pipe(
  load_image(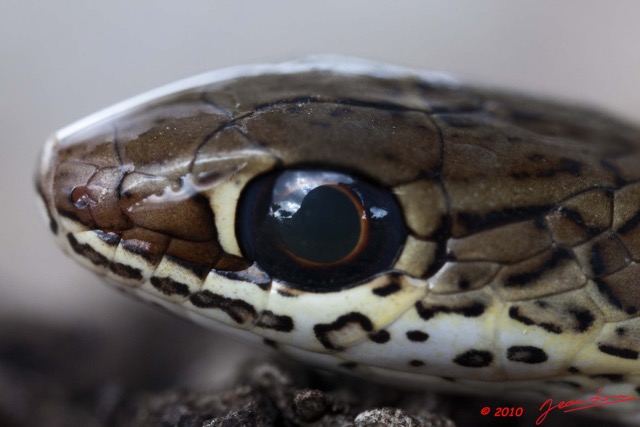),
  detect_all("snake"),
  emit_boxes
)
[35,57,640,421]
